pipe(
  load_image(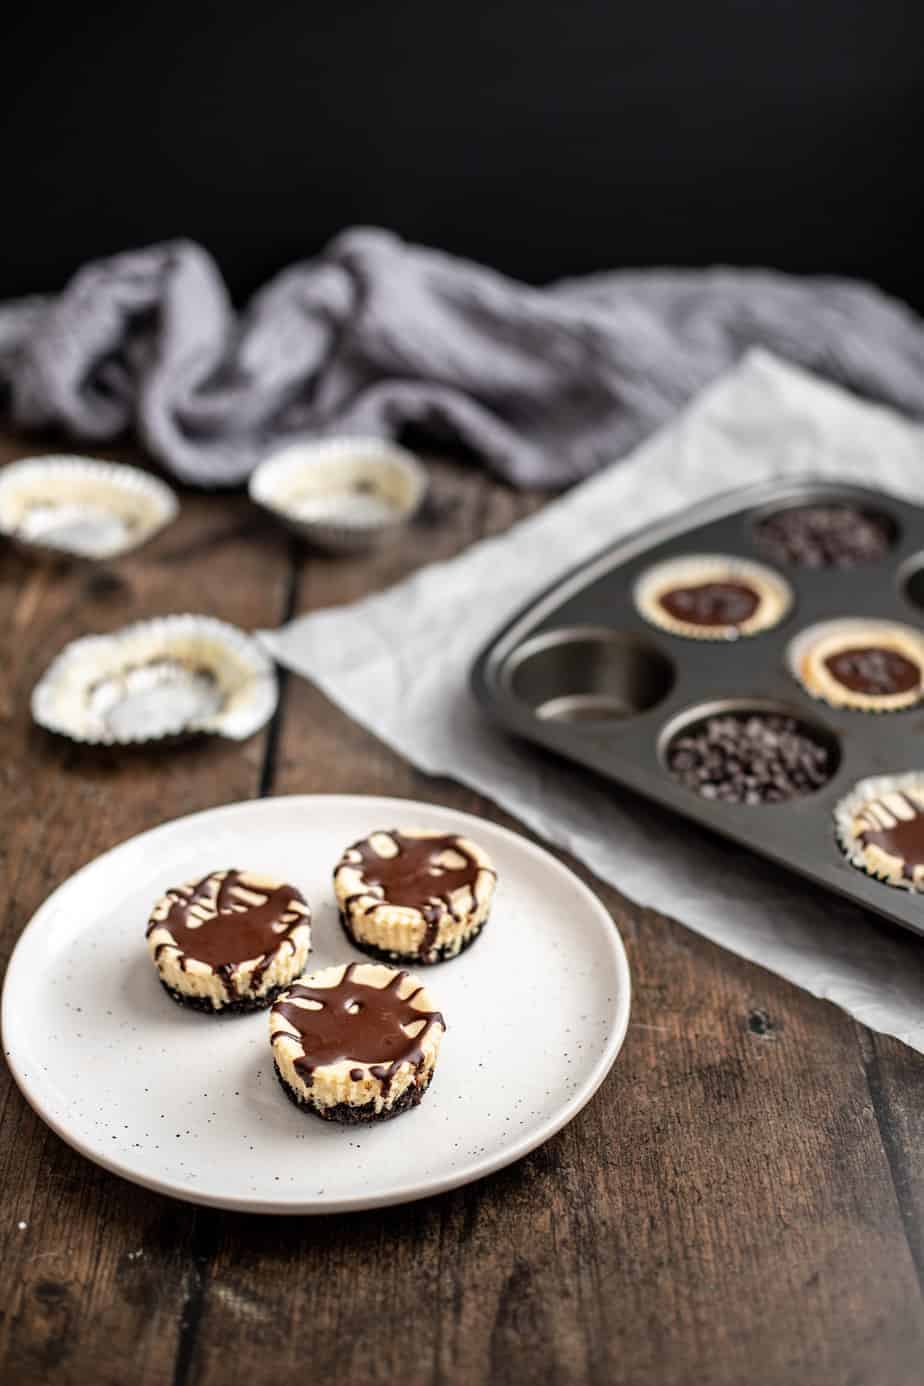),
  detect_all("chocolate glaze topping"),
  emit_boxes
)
[148,871,307,997]
[272,964,444,1094]
[857,794,924,880]
[337,831,493,958]
[824,646,920,697]
[659,581,759,627]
